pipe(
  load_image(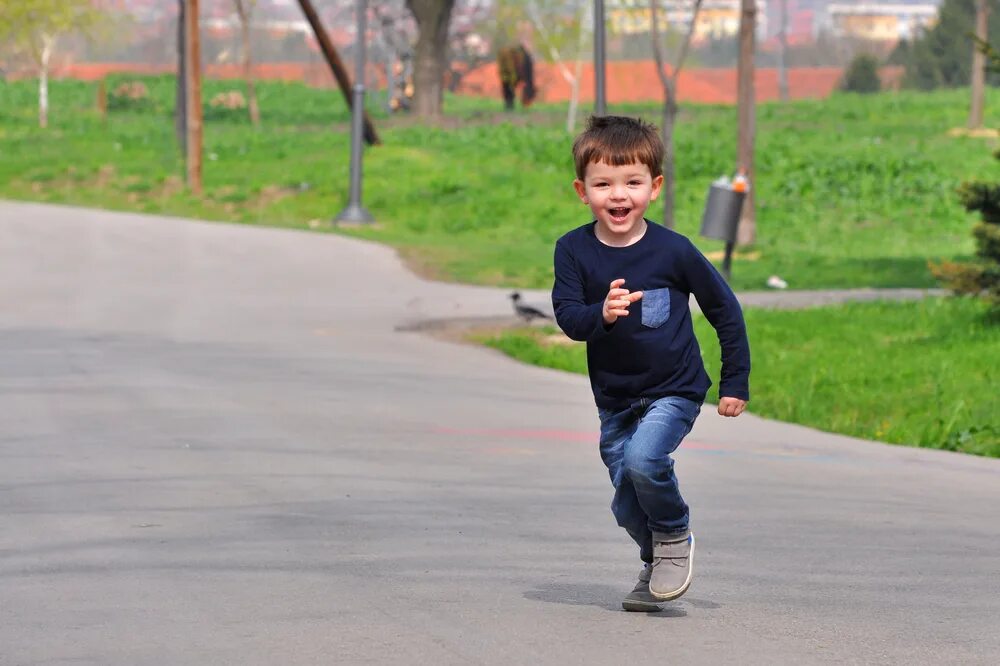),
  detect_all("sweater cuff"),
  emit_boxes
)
[719,384,750,402]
